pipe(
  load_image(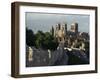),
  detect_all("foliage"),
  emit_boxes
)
[26,28,35,46]
[43,32,58,50]
[35,31,45,48]
[26,28,59,50]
